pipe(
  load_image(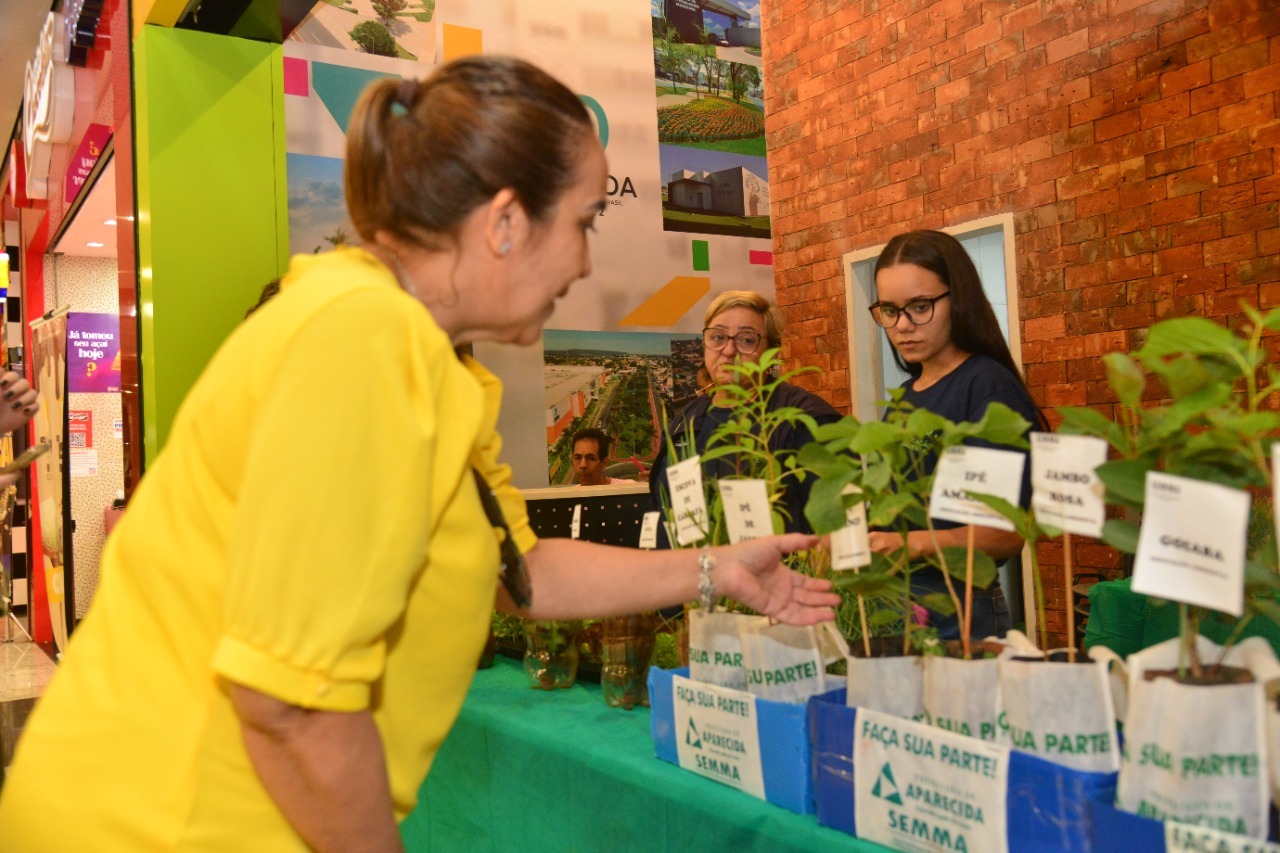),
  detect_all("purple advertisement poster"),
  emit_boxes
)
[67,313,121,393]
